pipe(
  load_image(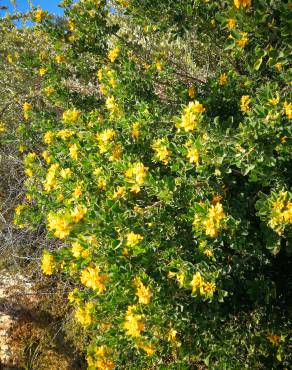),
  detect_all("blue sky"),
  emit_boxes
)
[1,0,63,15]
